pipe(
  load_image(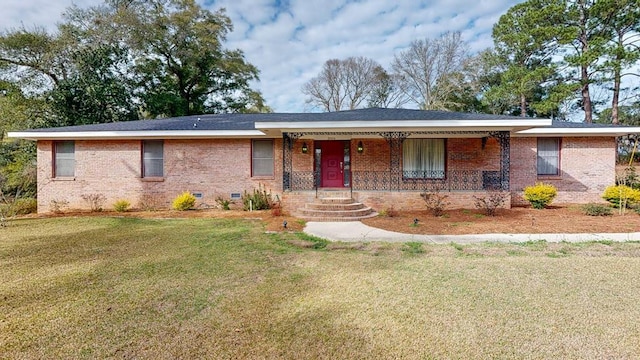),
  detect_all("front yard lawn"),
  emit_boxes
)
[2,217,640,359]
